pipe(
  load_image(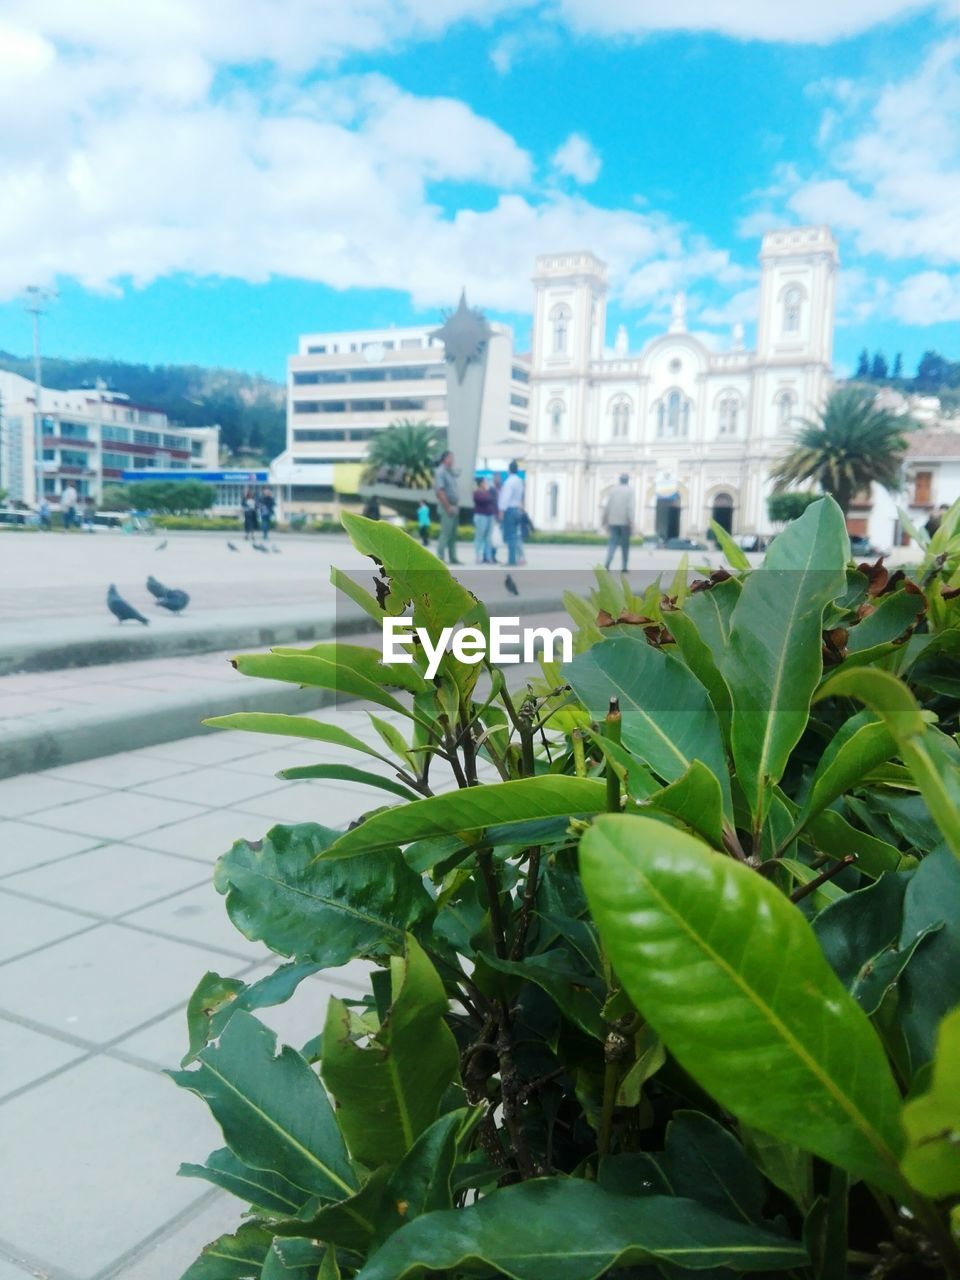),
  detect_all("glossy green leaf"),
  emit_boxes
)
[804,809,907,879]
[179,1147,309,1216]
[355,1180,808,1279]
[580,815,905,1191]
[203,712,392,764]
[478,950,604,1040]
[683,576,741,651]
[709,520,751,571]
[666,1110,766,1224]
[330,563,383,621]
[582,731,660,799]
[319,778,608,860]
[371,1108,470,1244]
[846,588,926,653]
[724,497,848,825]
[564,638,731,816]
[320,937,459,1168]
[813,873,940,1015]
[901,1007,960,1197]
[816,667,960,859]
[214,823,434,961]
[897,851,960,1069]
[181,1224,273,1279]
[170,1010,357,1203]
[231,651,411,719]
[794,709,897,835]
[271,642,427,694]
[184,962,329,1064]
[262,1238,327,1279]
[642,759,725,849]
[664,606,732,730]
[779,856,846,907]
[739,1126,813,1214]
[277,763,420,802]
